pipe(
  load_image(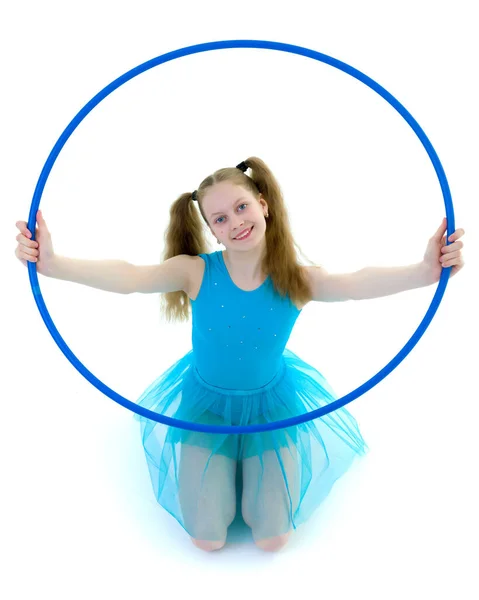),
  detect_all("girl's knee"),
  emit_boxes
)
[191,538,226,552]
[254,532,291,552]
